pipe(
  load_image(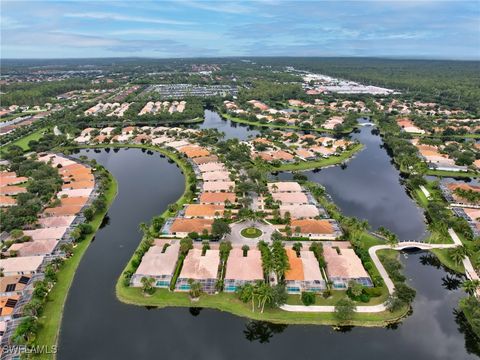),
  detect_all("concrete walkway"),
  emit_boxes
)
[281,228,475,313]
